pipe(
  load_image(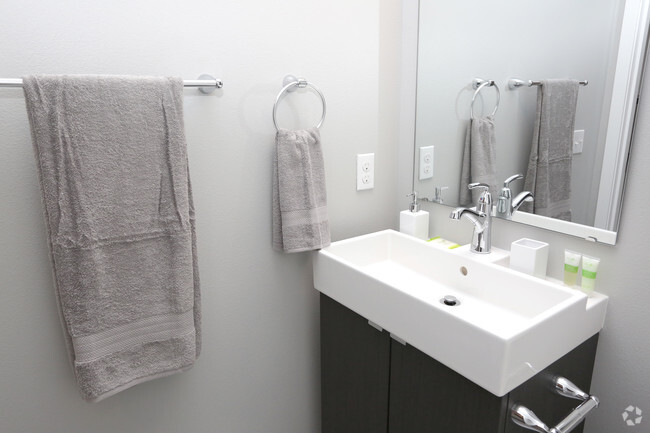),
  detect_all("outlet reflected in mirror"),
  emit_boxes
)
[412,0,650,244]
